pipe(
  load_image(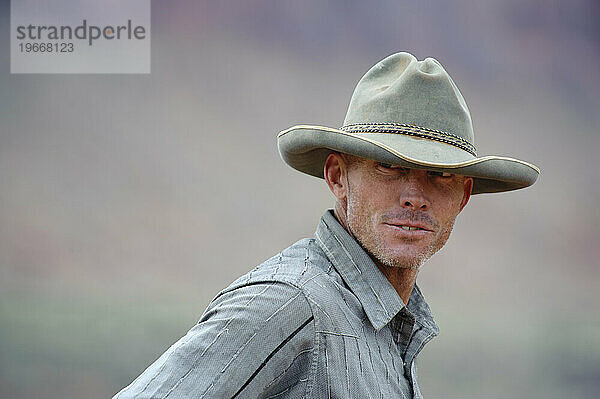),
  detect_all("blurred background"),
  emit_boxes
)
[1,1,599,398]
